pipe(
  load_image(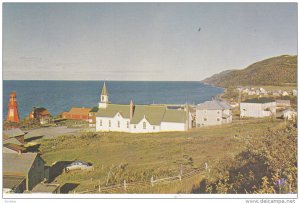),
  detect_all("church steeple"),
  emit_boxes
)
[99,82,109,108]
[101,82,108,96]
